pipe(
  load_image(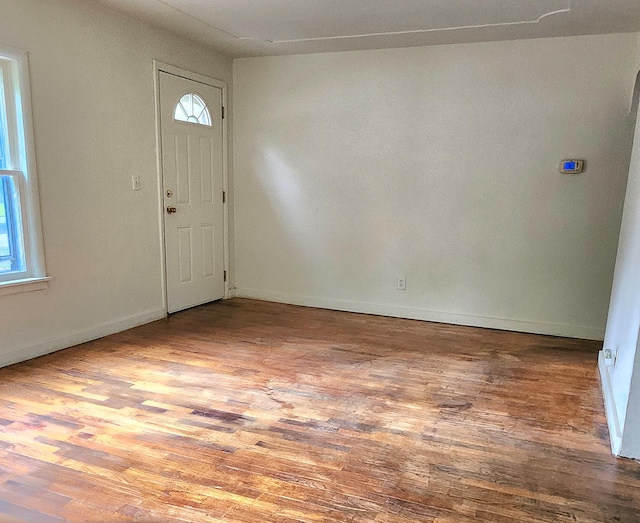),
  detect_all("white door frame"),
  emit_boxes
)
[153,61,230,313]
